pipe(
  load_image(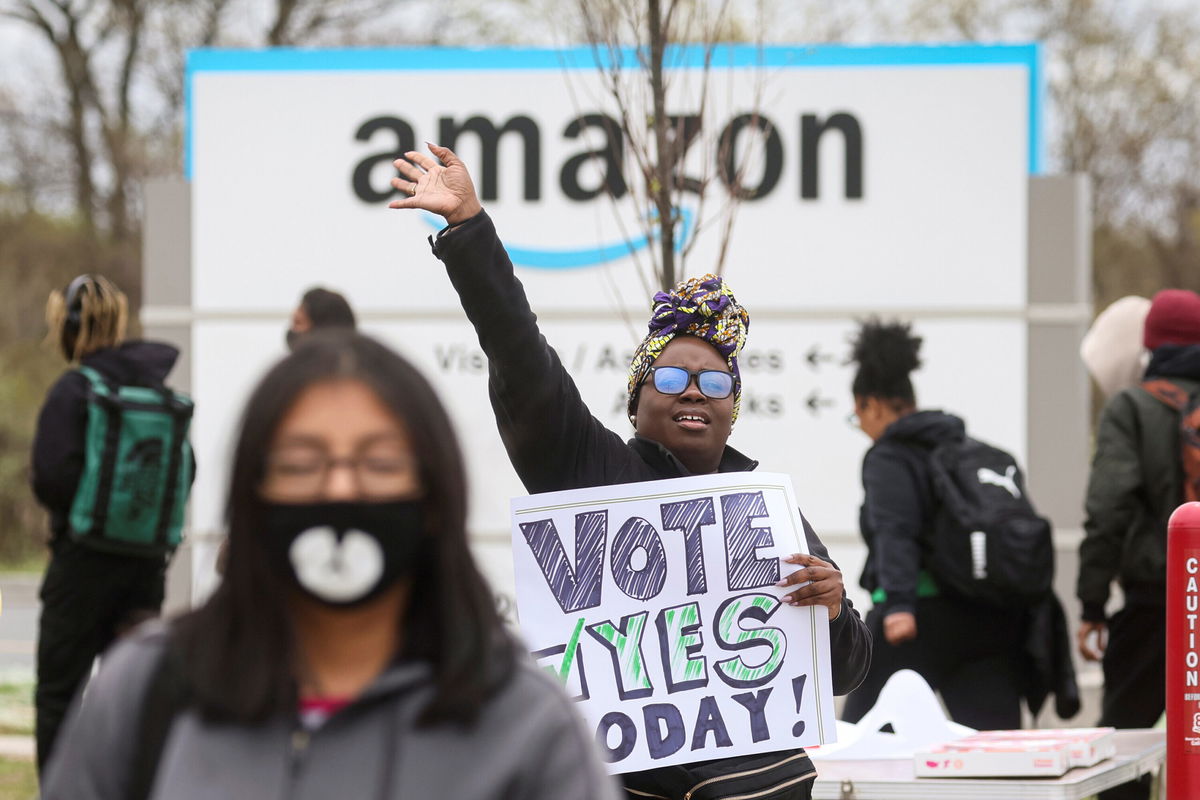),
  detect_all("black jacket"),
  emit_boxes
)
[1078,343,1200,621]
[431,213,870,798]
[31,341,186,542]
[430,211,870,698]
[857,410,965,616]
[859,410,1080,719]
